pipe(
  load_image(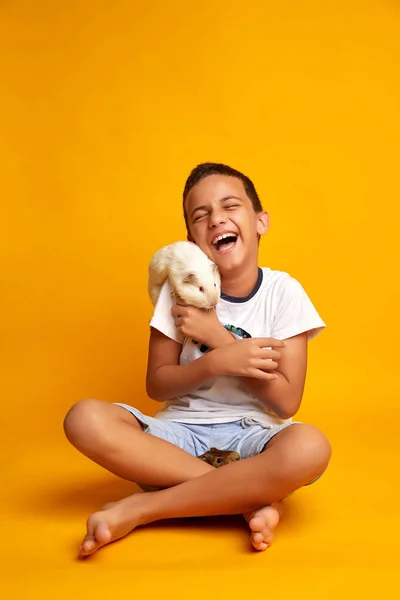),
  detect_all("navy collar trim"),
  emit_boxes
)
[220,268,263,303]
